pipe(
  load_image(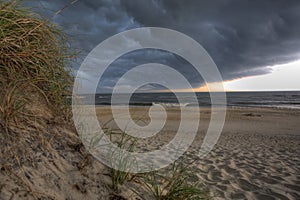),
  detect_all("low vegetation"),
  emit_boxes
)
[105,129,210,199]
[0,0,73,131]
[140,162,210,200]
[107,130,137,192]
